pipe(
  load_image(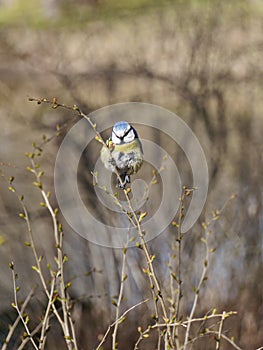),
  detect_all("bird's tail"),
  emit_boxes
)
[116,174,130,189]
